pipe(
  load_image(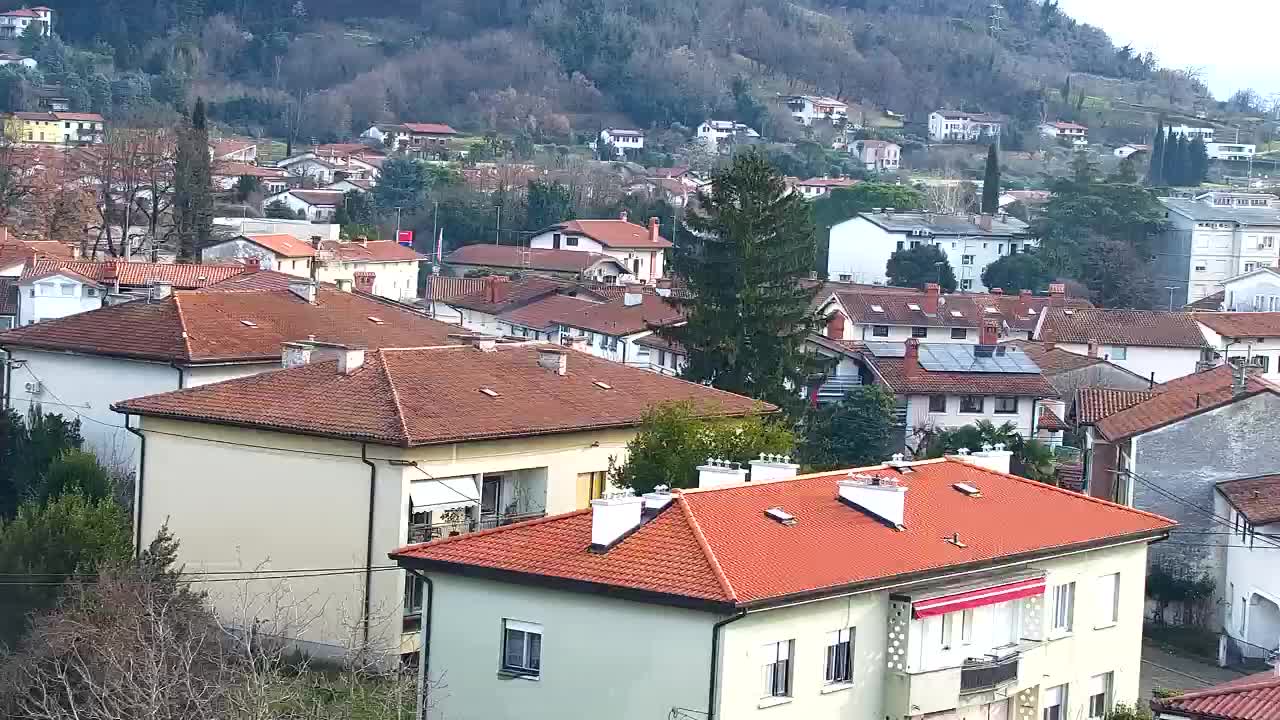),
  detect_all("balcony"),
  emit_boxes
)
[408,510,546,543]
[960,653,1020,694]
